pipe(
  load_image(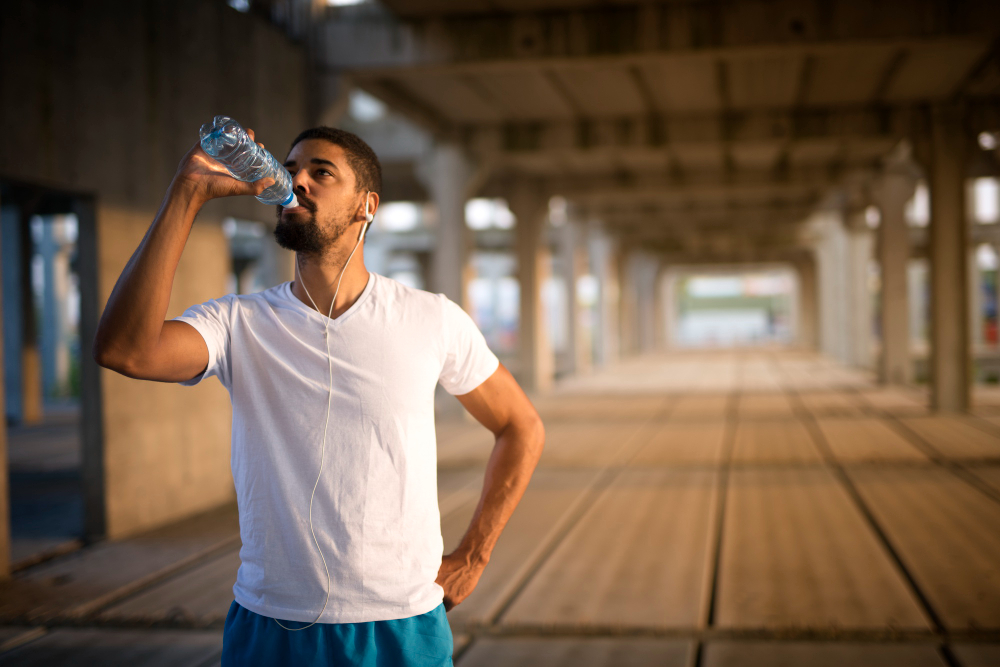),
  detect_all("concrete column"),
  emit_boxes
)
[2,206,23,424]
[418,144,472,307]
[970,246,983,351]
[796,257,819,351]
[19,207,42,424]
[619,251,639,357]
[589,227,620,367]
[927,105,971,412]
[557,219,585,377]
[876,172,915,384]
[509,181,553,392]
[572,230,593,375]
[634,253,660,354]
[813,210,851,364]
[0,195,10,579]
[846,218,874,368]
[662,270,679,350]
